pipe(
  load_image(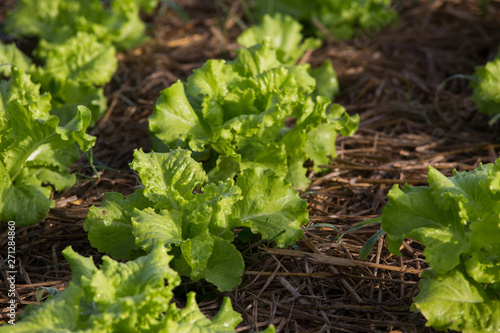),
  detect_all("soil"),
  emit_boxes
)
[1,0,500,332]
